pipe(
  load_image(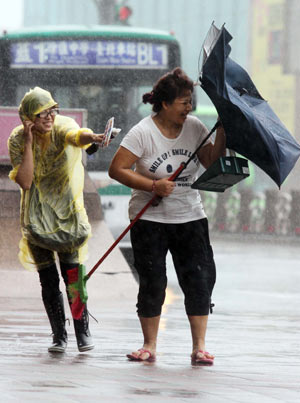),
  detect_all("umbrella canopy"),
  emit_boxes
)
[199,23,300,187]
